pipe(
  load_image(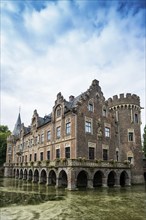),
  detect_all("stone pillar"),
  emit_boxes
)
[125,177,131,186]
[67,168,76,190]
[38,174,41,184]
[55,177,59,188]
[46,174,49,185]
[87,179,93,189]
[115,177,120,187]
[102,177,107,187]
